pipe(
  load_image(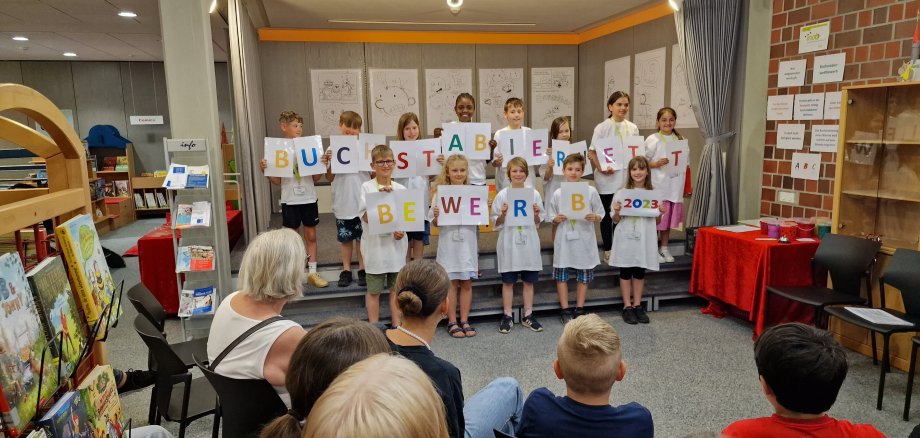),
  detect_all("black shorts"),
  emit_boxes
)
[335,217,363,243]
[618,267,646,280]
[281,202,319,229]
